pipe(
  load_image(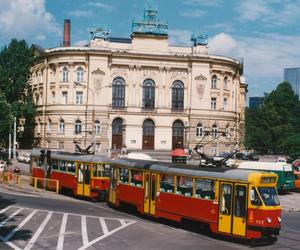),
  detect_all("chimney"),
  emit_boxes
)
[63,19,71,47]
